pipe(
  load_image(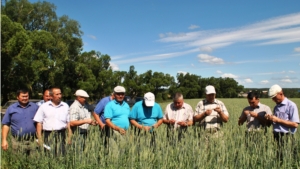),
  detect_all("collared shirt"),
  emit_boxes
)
[239,102,272,131]
[273,97,299,134]
[164,102,194,129]
[194,99,229,129]
[104,100,130,130]
[69,100,91,130]
[33,101,70,131]
[94,96,112,124]
[36,100,45,107]
[2,102,39,137]
[129,101,163,127]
